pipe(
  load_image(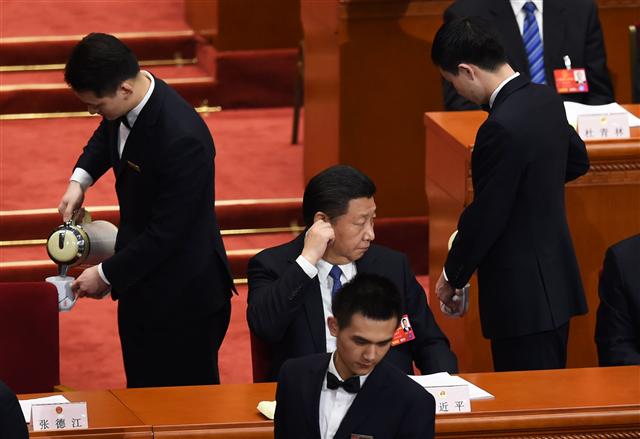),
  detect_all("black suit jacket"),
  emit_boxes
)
[595,234,640,366]
[247,234,457,381]
[274,353,435,439]
[443,0,614,110]
[445,74,589,340]
[0,380,28,439]
[75,77,234,326]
